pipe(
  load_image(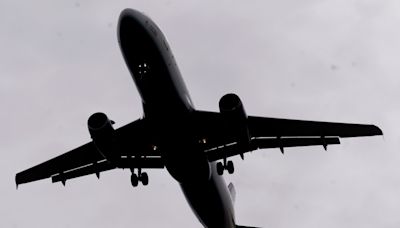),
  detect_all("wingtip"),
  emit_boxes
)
[15,174,20,189]
[373,125,383,136]
[15,172,27,189]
